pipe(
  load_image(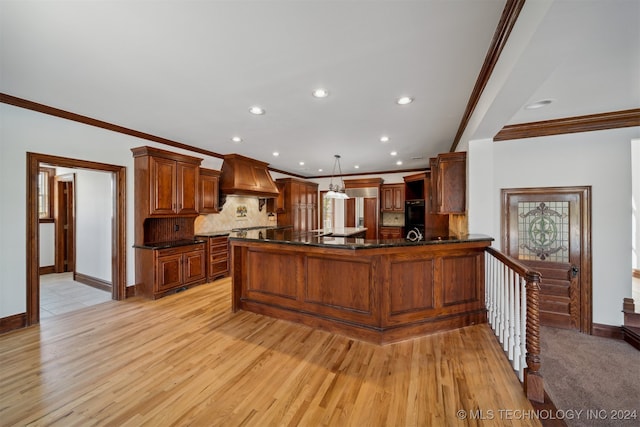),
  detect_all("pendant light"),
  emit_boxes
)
[325,155,349,199]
